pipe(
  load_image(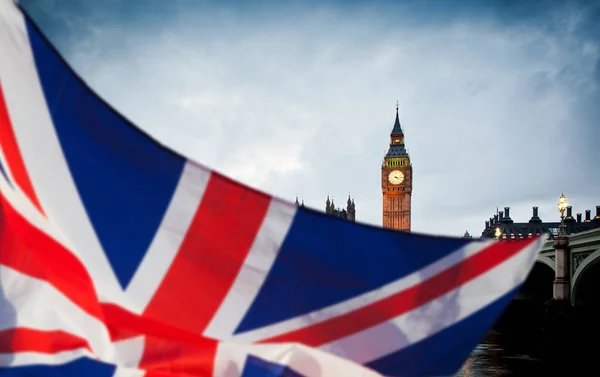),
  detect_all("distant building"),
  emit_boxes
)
[481,205,600,239]
[295,195,356,222]
[463,230,473,239]
[325,195,356,222]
